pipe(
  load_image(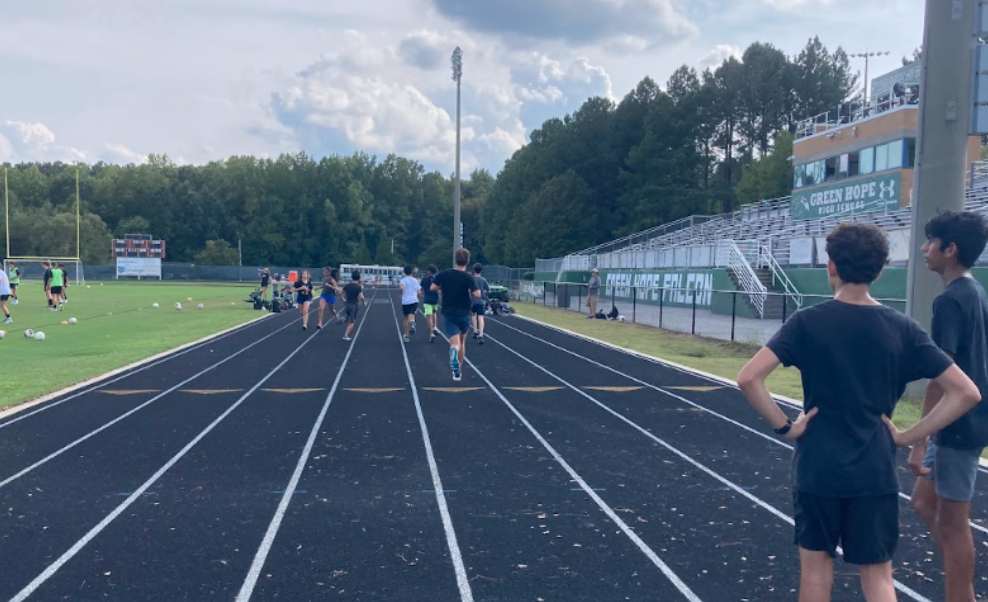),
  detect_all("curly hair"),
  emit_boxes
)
[825,223,889,284]
[925,211,988,268]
